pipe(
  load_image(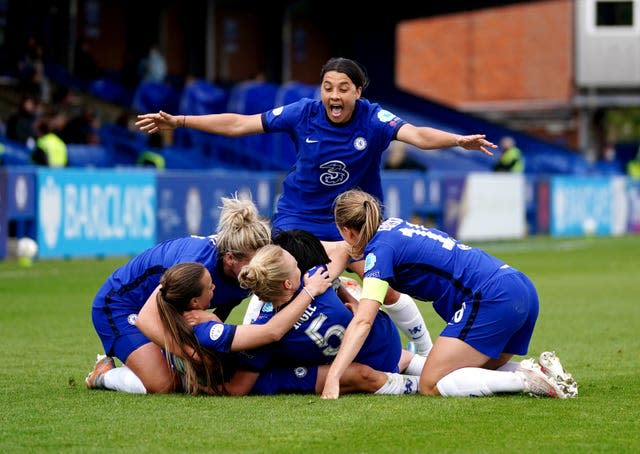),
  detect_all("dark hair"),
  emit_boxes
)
[320,57,369,91]
[272,229,330,274]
